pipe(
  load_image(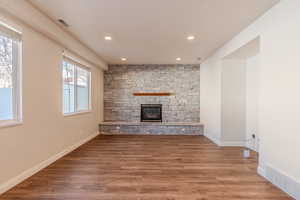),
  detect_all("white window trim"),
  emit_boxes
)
[0,23,22,128]
[62,56,92,117]
[0,21,22,42]
[0,120,23,128]
[63,110,92,117]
